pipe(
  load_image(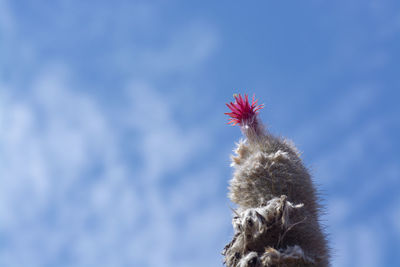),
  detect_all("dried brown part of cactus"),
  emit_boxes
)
[223,196,319,267]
